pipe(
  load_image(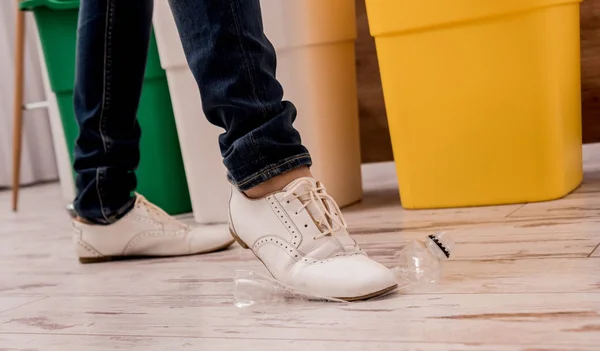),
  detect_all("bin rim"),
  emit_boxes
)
[365,0,583,37]
[19,0,79,11]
